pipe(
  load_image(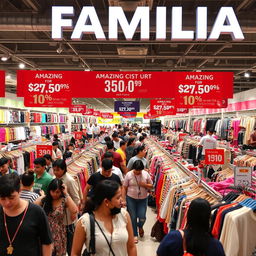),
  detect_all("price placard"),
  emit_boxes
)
[150,99,176,115]
[115,101,140,112]
[69,105,87,113]
[74,132,83,140]
[18,71,72,107]
[36,145,52,158]
[93,111,101,117]
[144,112,159,119]
[83,109,94,115]
[205,149,225,165]
[101,113,113,119]
[234,167,252,187]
